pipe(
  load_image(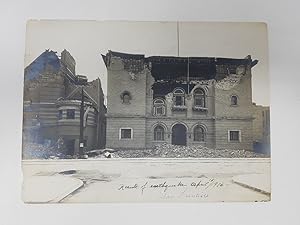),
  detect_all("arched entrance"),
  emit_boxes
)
[172,123,187,146]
